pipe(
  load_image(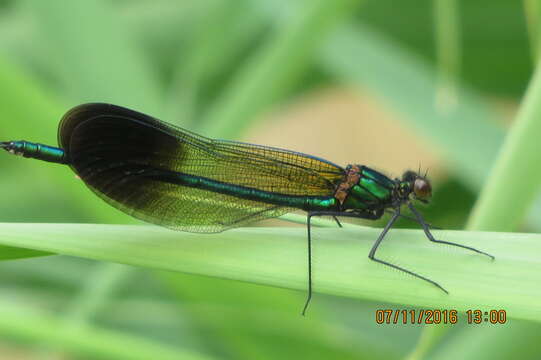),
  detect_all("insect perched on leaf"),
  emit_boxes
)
[1,103,494,314]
